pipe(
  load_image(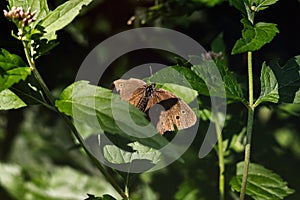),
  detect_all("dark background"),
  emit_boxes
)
[0,0,300,199]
